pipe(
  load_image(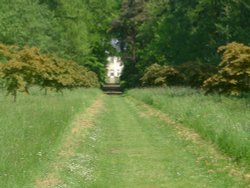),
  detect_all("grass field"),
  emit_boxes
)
[33,95,249,187]
[0,88,102,187]
[127,87,250,165]
[1,88,250,187]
